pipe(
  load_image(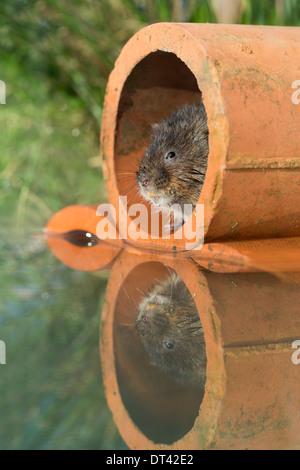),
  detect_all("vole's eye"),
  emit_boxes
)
[165,151,176,160]
[164,341,174,349]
